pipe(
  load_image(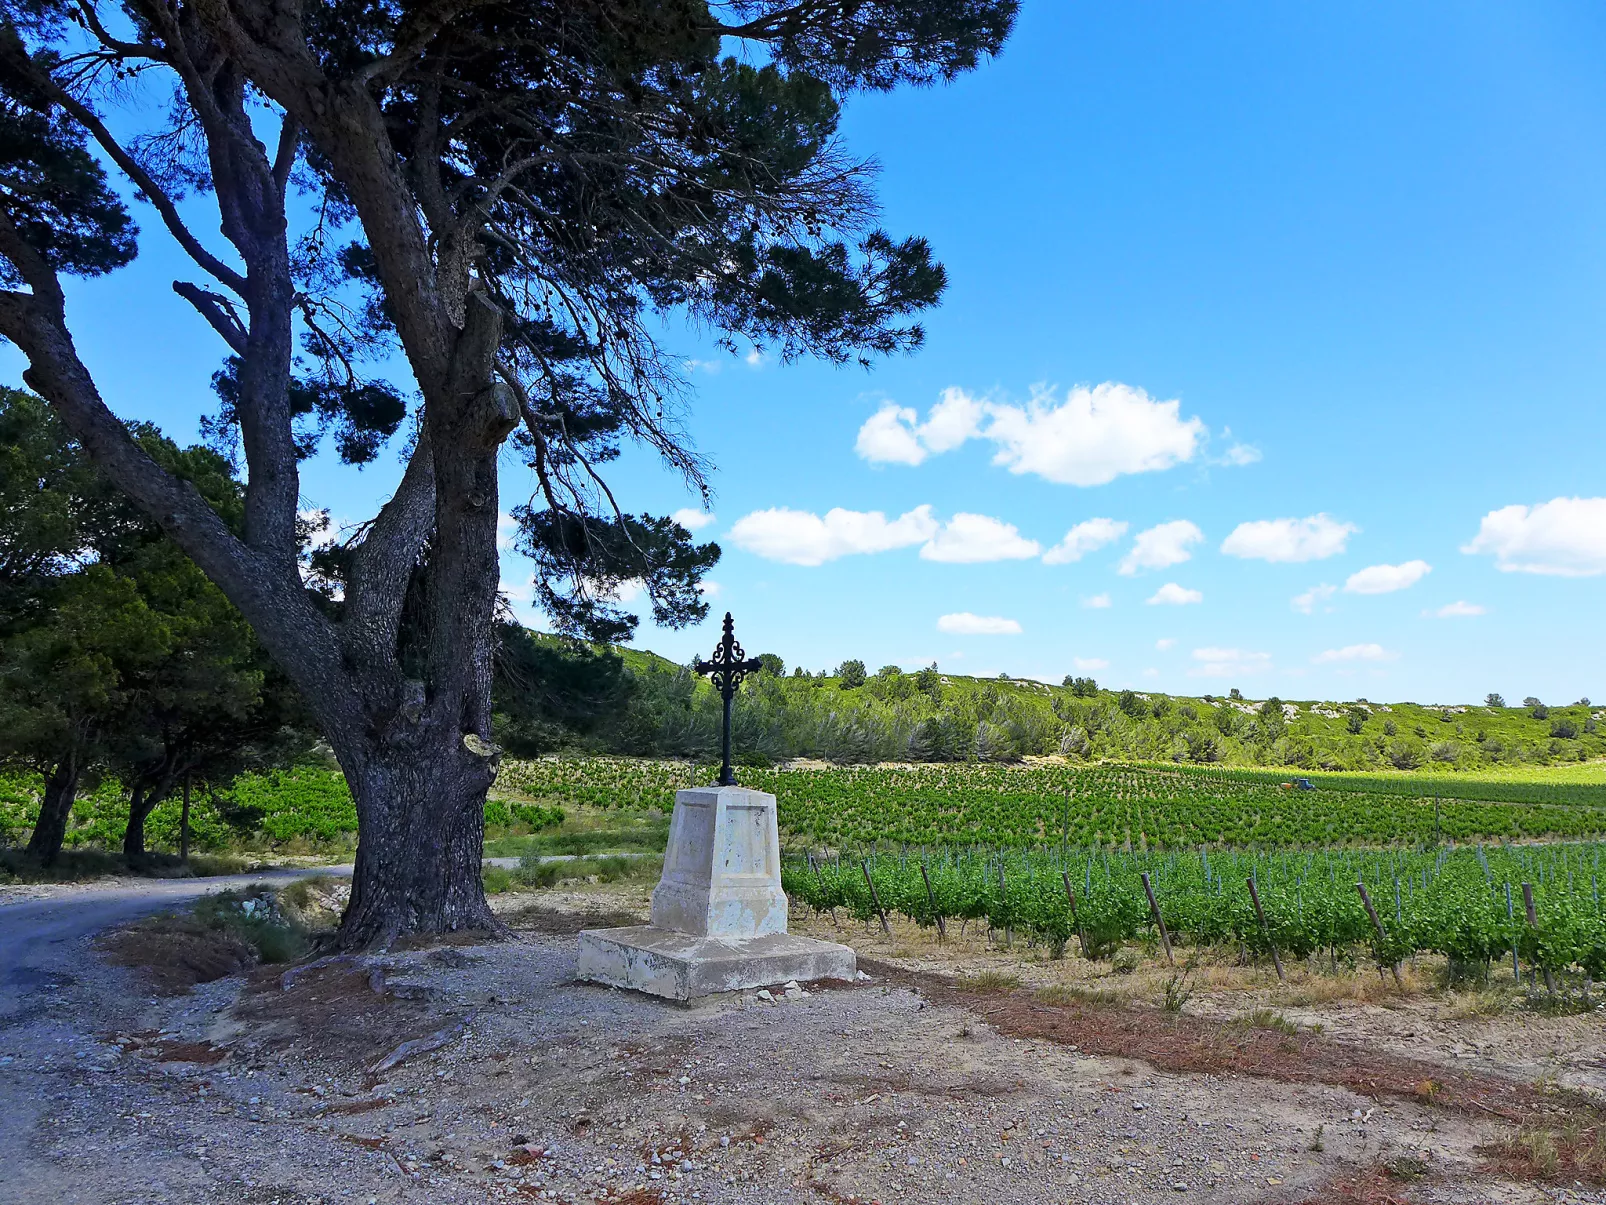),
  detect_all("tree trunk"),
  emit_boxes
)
[25,759,79,865]
[335,734,499,947]
[122,786,159,863]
